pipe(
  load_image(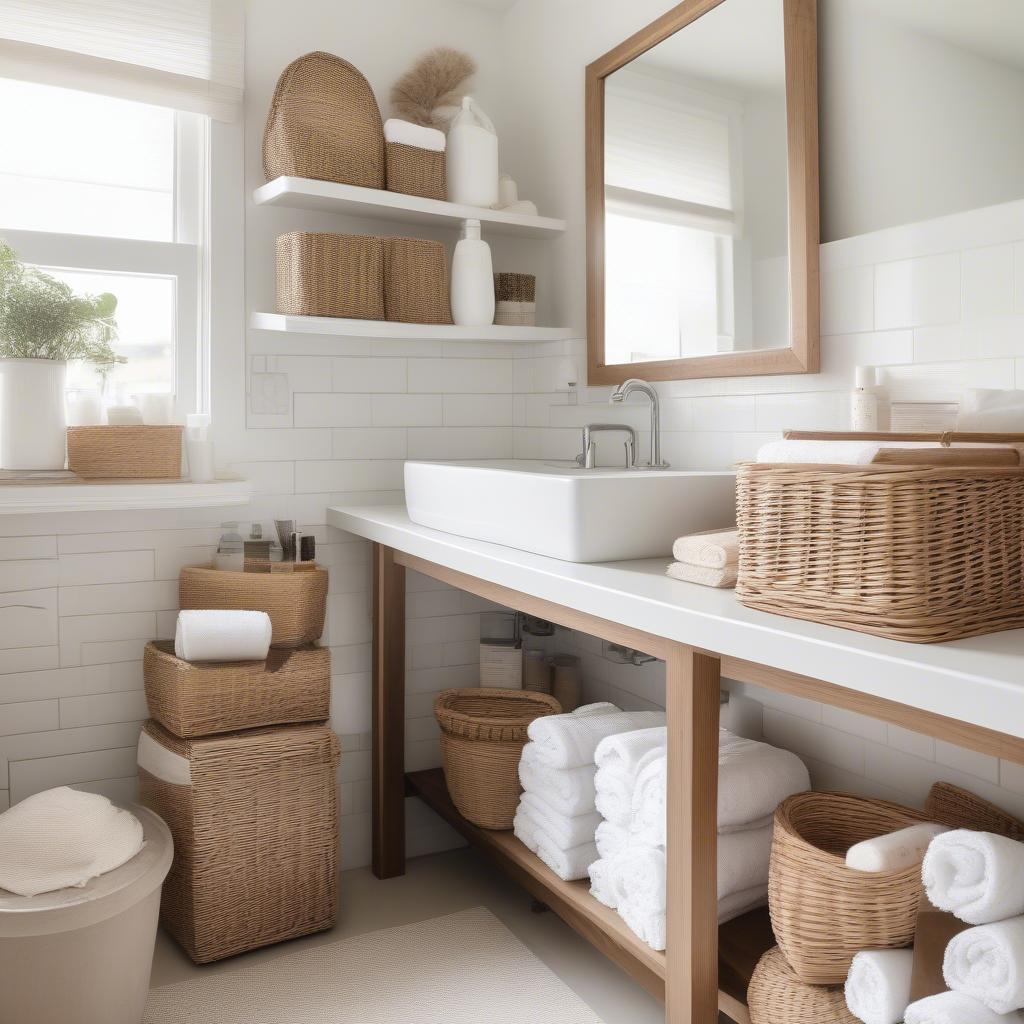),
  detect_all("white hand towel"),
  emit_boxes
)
[174,609,272,663]
[904,991,1024,1024]
[518,792,601,851]
[665,562,737,588]
[527,708,665,770]
[383,117,446,151]
[518,743,597,816]
[718,729,809,831]
[595,726,667,776]
[944,917,1024,1015]
[615,845,666,916]
[846,823,951,872]
[588,855,621,909]
[844,948,915,1024]
[595,820,629,860]
[923,830,1024,925]
[717,883,769,924]
[718,824,773,900]
[671,529,739,569]
[619,896,667,952]
[757,439,884,465]
[0,787,143,897]
[513,808,597,882]
[595,763,638,828]
[629,748,668,847]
